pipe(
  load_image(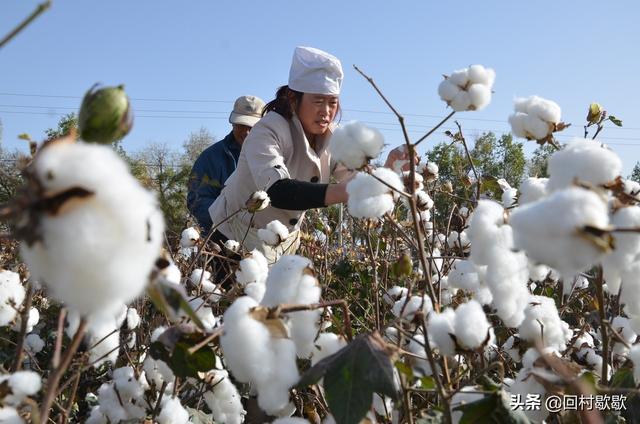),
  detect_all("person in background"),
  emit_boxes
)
[187,95,266,233]
[208,46,409,261]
